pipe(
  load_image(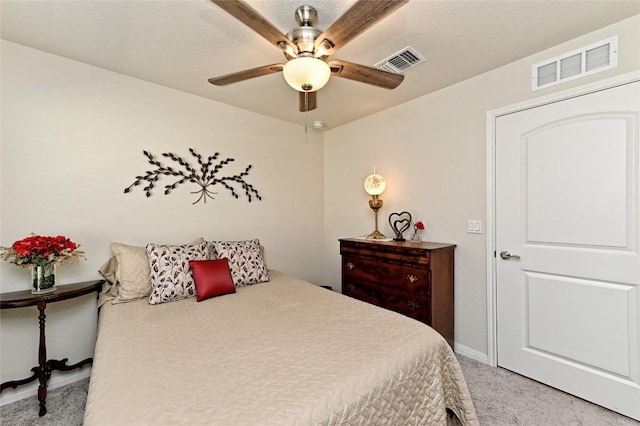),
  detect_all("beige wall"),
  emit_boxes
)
[322,15,640,358]
[0,40,324,403]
